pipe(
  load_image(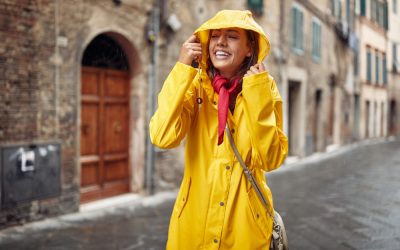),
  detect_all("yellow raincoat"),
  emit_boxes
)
[150,10,288,249]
